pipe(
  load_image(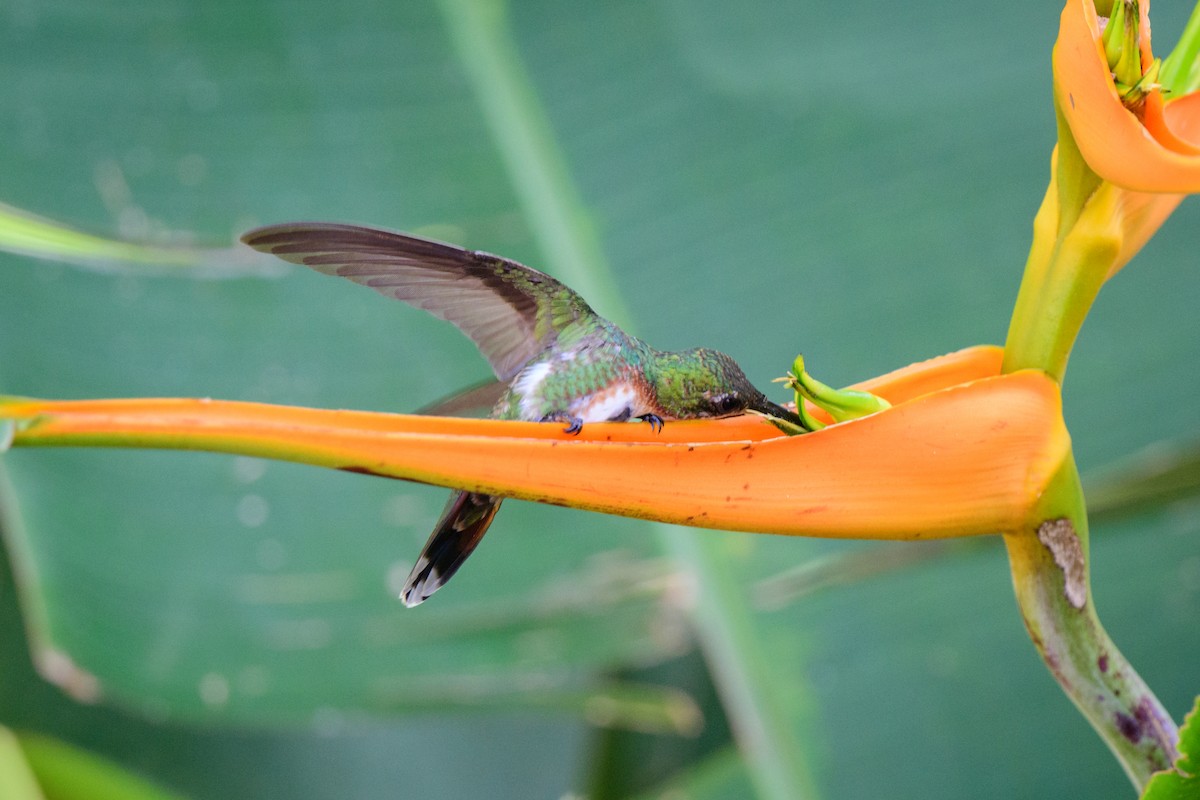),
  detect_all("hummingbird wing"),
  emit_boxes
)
[414,378,508,417]
[242,222,596,382]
